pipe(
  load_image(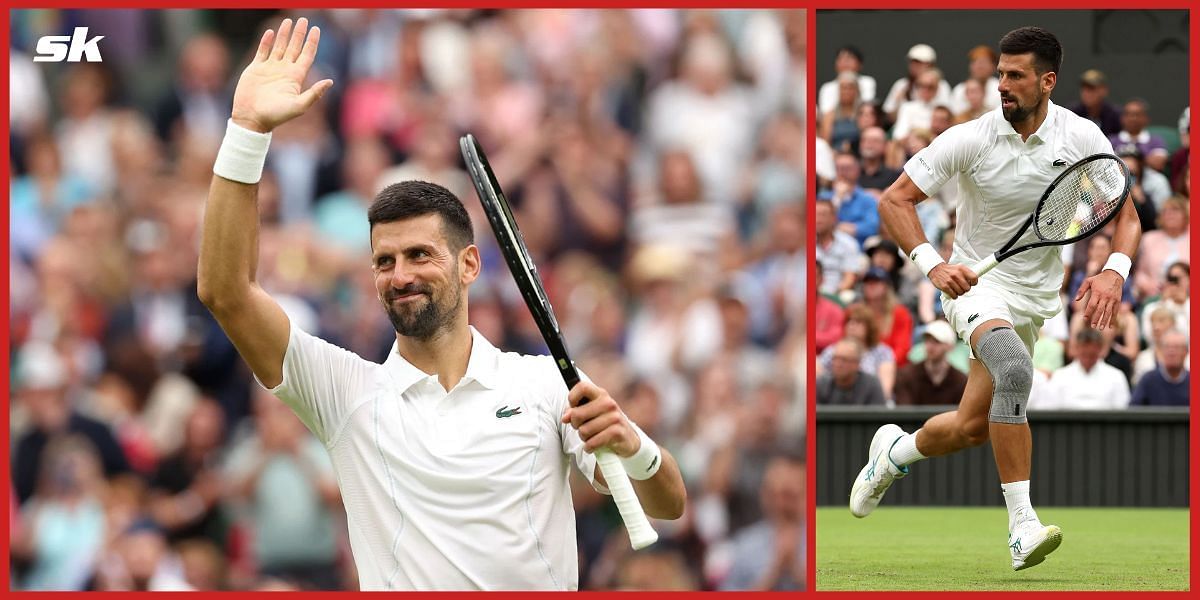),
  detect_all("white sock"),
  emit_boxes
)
[1001,480,1038,530]
[888,430,926,468]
